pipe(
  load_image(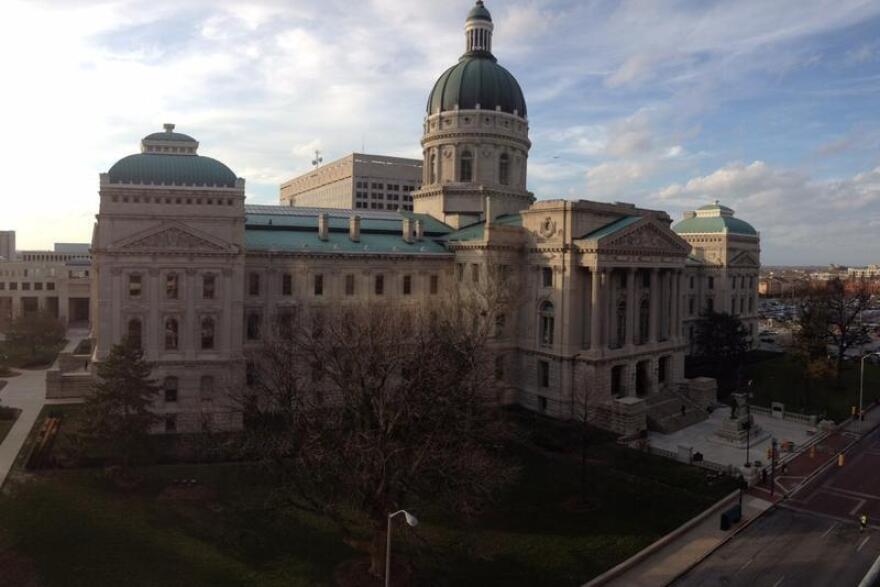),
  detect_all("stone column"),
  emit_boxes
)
[590,268,602,350]
[110,268,122,346]
[222,268,234,355]
[148,268,160,362]
[185,268,197,360]
[649,269,659,343]
[672,270,681,341]
[625,268,636,346]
